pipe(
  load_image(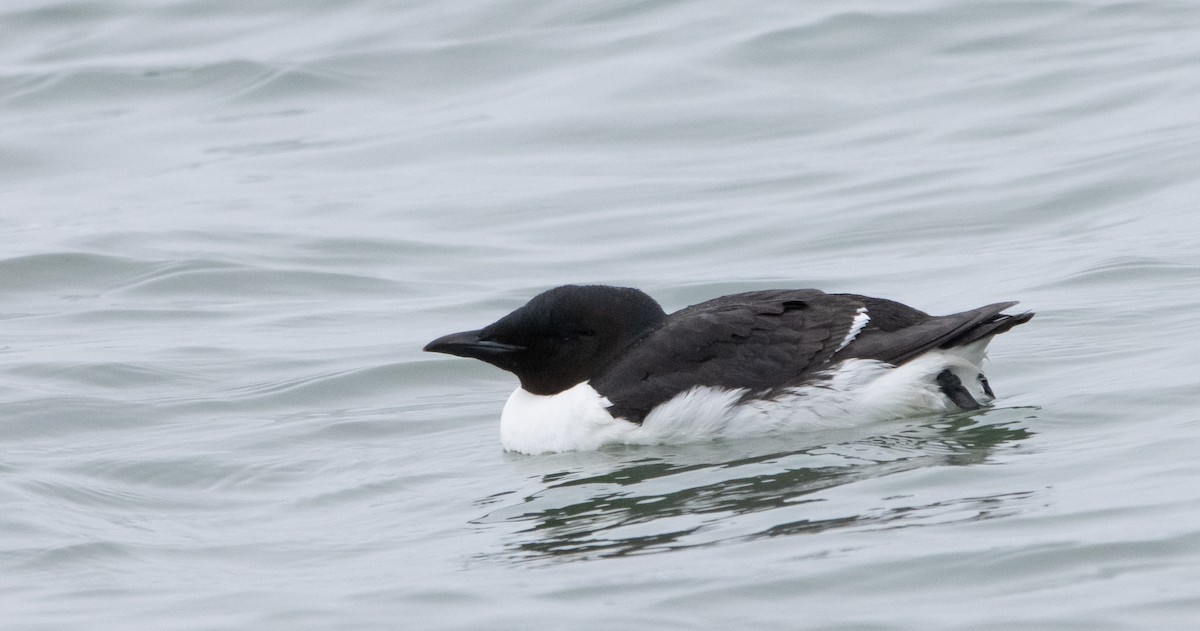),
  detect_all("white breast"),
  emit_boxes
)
[500,383,632,454]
